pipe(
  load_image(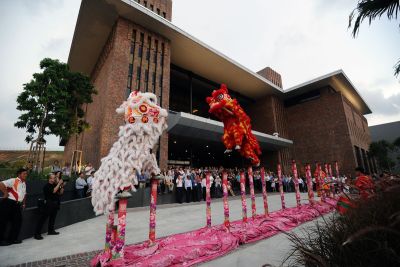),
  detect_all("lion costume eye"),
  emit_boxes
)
[217,94,224,101]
